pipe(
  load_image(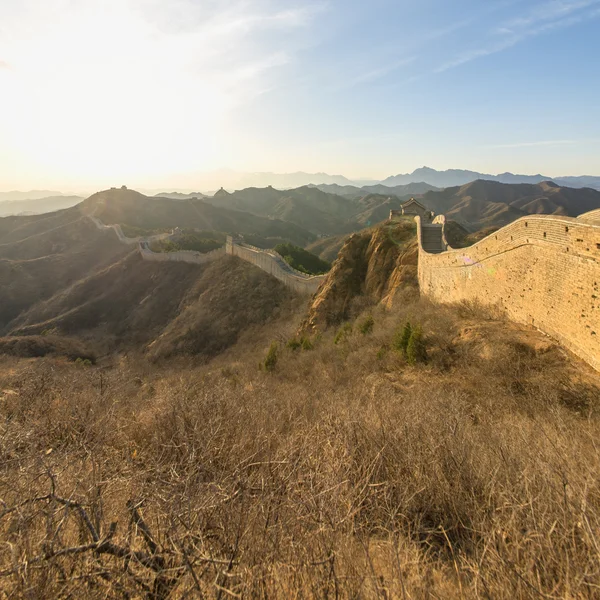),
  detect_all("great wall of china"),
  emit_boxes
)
[88,215,325,294]
[90,210,600,370]
[416,211,600,371]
